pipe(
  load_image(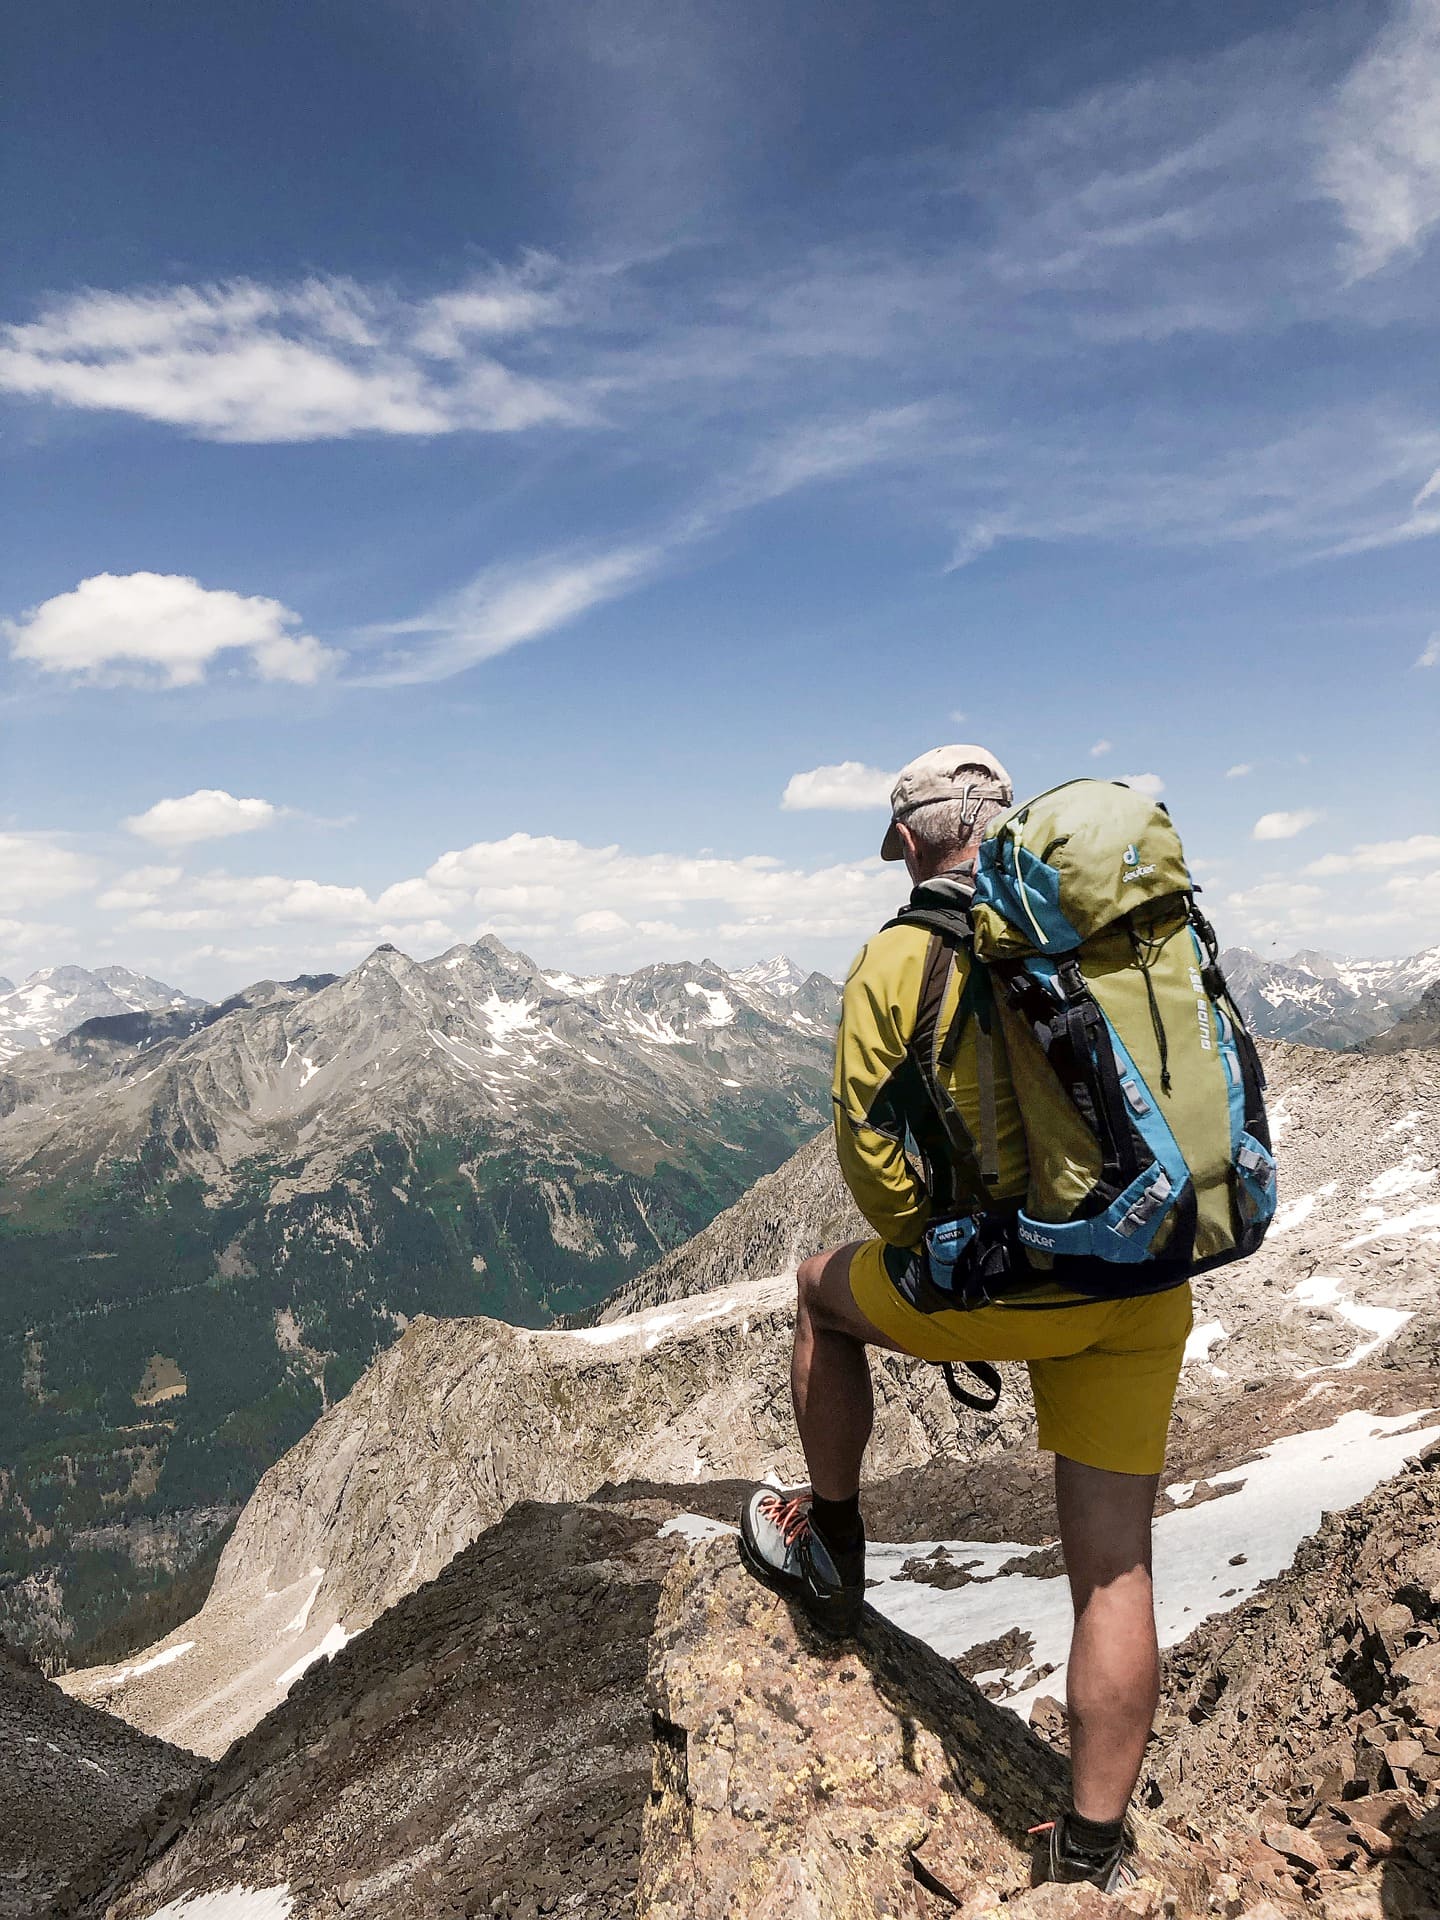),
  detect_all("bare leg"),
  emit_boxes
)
[791,1243,903,1501]
[1054,1455,1160,1823]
